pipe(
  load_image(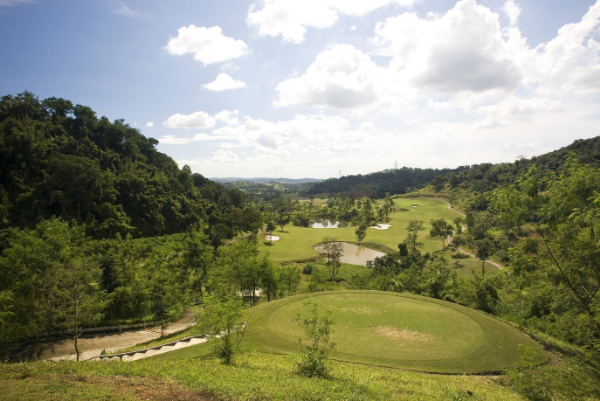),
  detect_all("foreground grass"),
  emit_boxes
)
[0,349,524,401]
